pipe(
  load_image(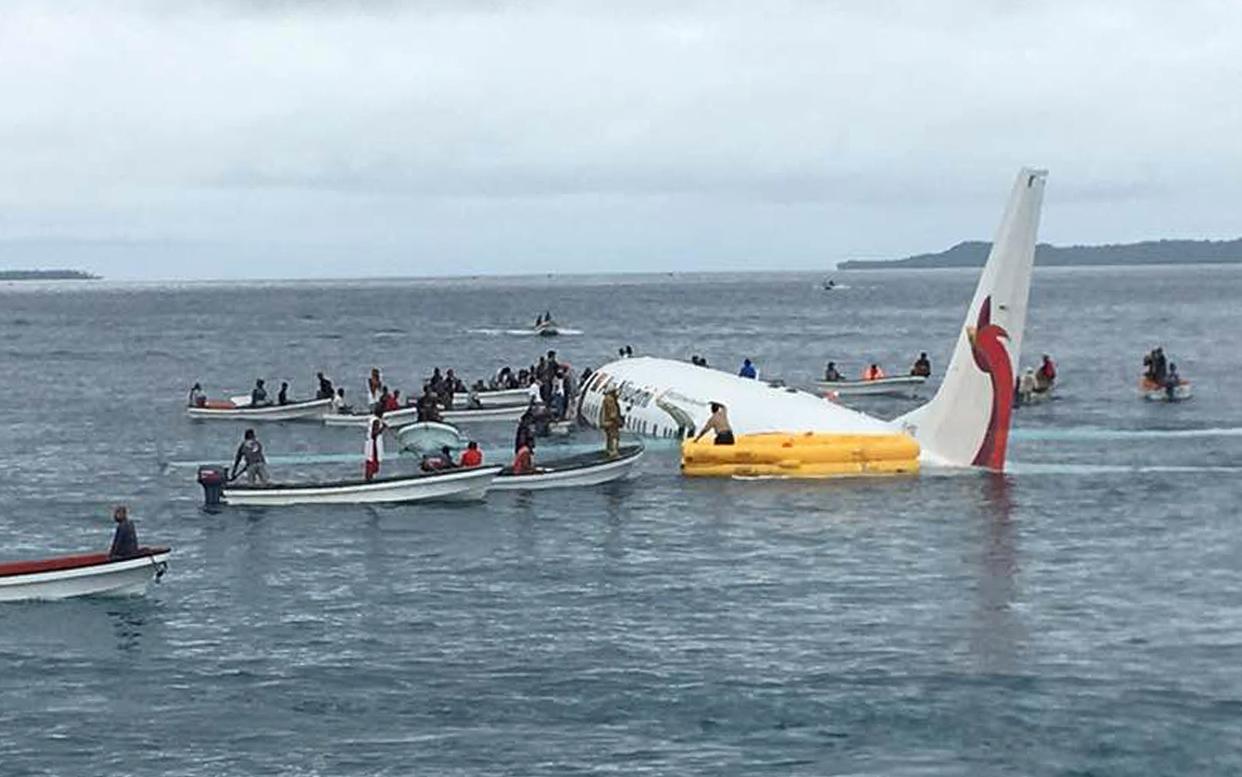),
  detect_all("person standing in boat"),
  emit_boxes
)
[738,358,758,379]
[694,402,735,445]
[231,429,270,485]
[277,381,291,405]
[1164,363,1181,399]
[188,382,206,408]
[251,379,271,407]
[416,385,443,423]
[368,368,383,408]
[107,505,140,560]
[910,353,932,377]
[365,408,388,481]
[600,387,624,457]
[824,362,844,382]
